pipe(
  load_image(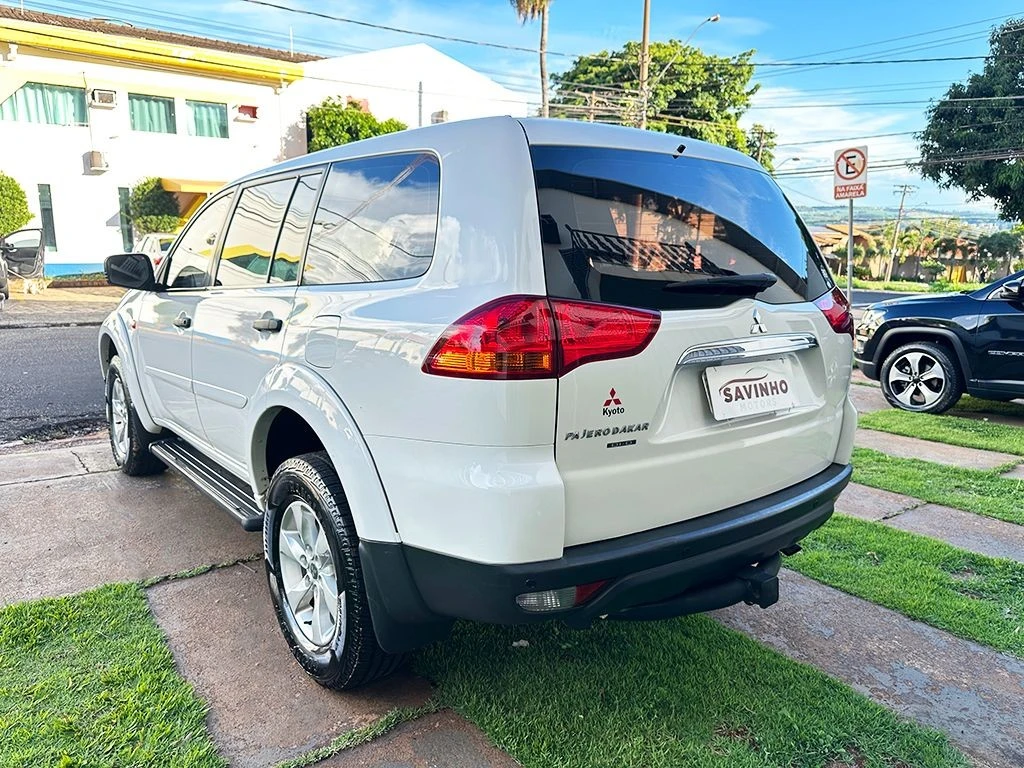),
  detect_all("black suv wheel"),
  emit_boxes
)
[880,341,963,414]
